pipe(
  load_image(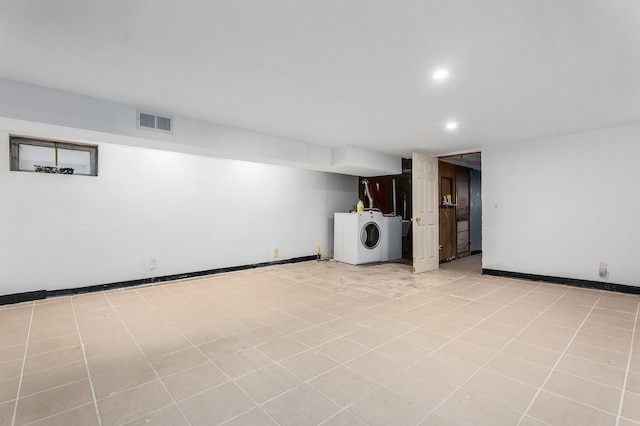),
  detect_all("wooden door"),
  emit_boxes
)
[438,161,457,262]
[412,153,439,273]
